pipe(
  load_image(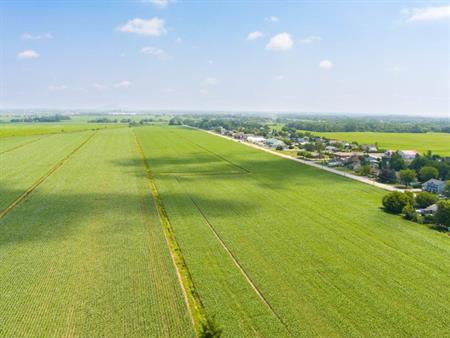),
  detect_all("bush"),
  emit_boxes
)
[415,192,439,209]
[402,204,416,220]
[199,315,223,338]
[419,166,439,182]
[382,191,412,214]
